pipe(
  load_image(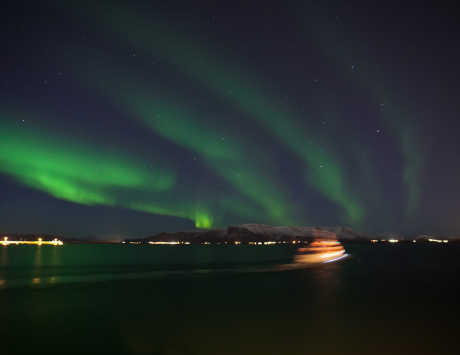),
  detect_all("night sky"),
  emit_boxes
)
[1,0,459,239]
